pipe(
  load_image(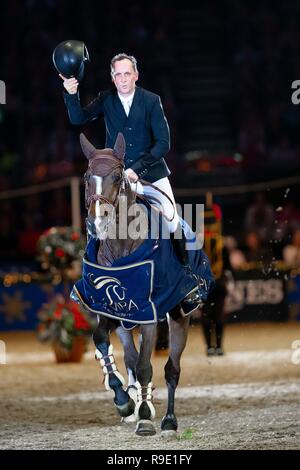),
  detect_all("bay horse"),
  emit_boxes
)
[72,132,213,437]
